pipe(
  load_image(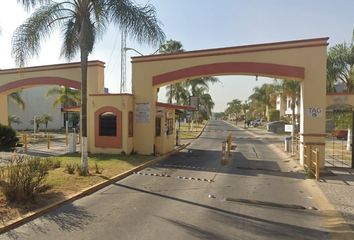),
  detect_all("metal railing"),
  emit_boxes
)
[303,144,320,181]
